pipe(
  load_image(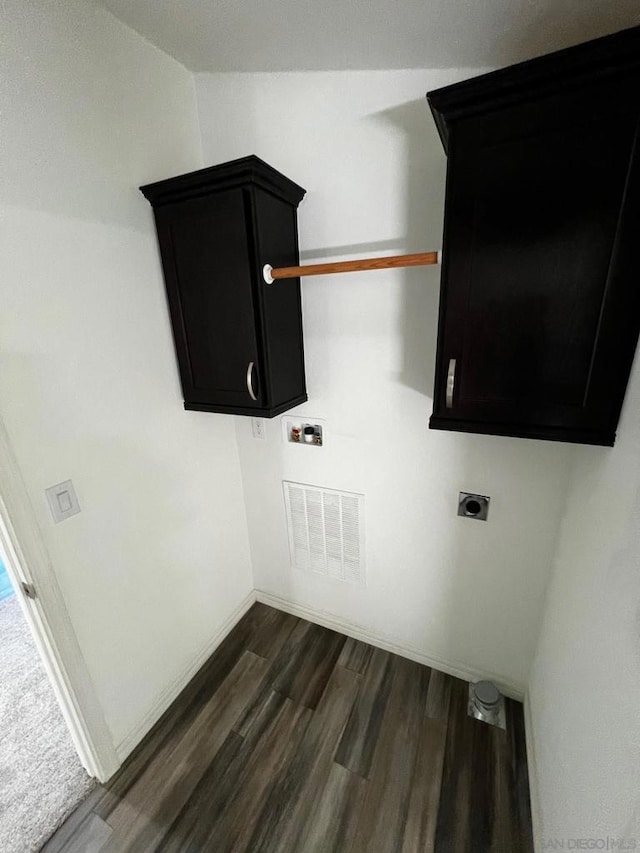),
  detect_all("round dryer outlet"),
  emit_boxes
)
[458,492,490,521]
